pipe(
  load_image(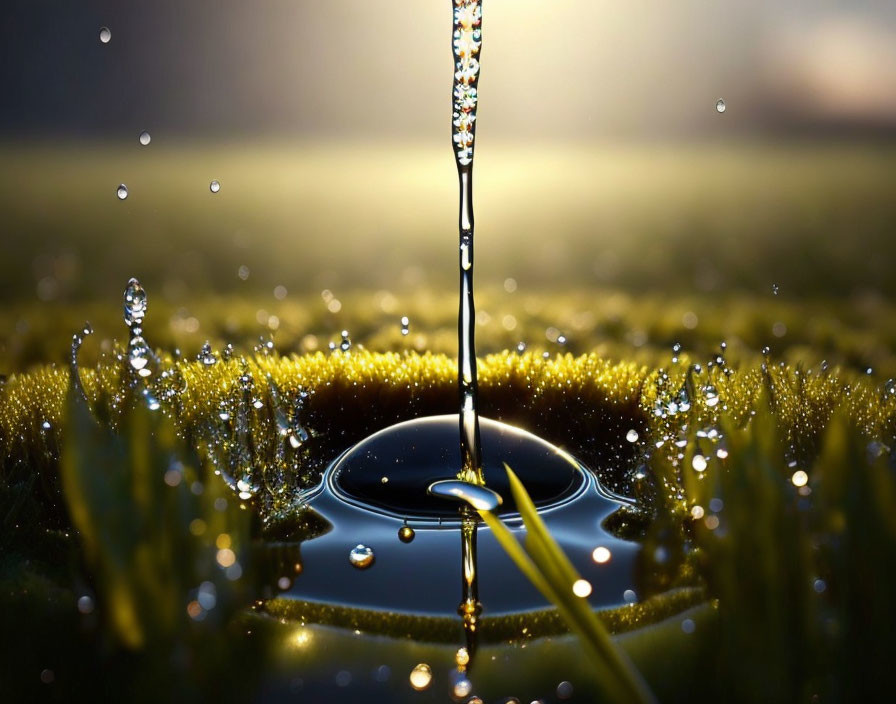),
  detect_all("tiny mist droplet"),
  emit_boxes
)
[349,544,374,569]
[139,131,151,146]
[209,180,221,194]
[116,184,128,200]
[99,27,111,44]
[715,99,726,113]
